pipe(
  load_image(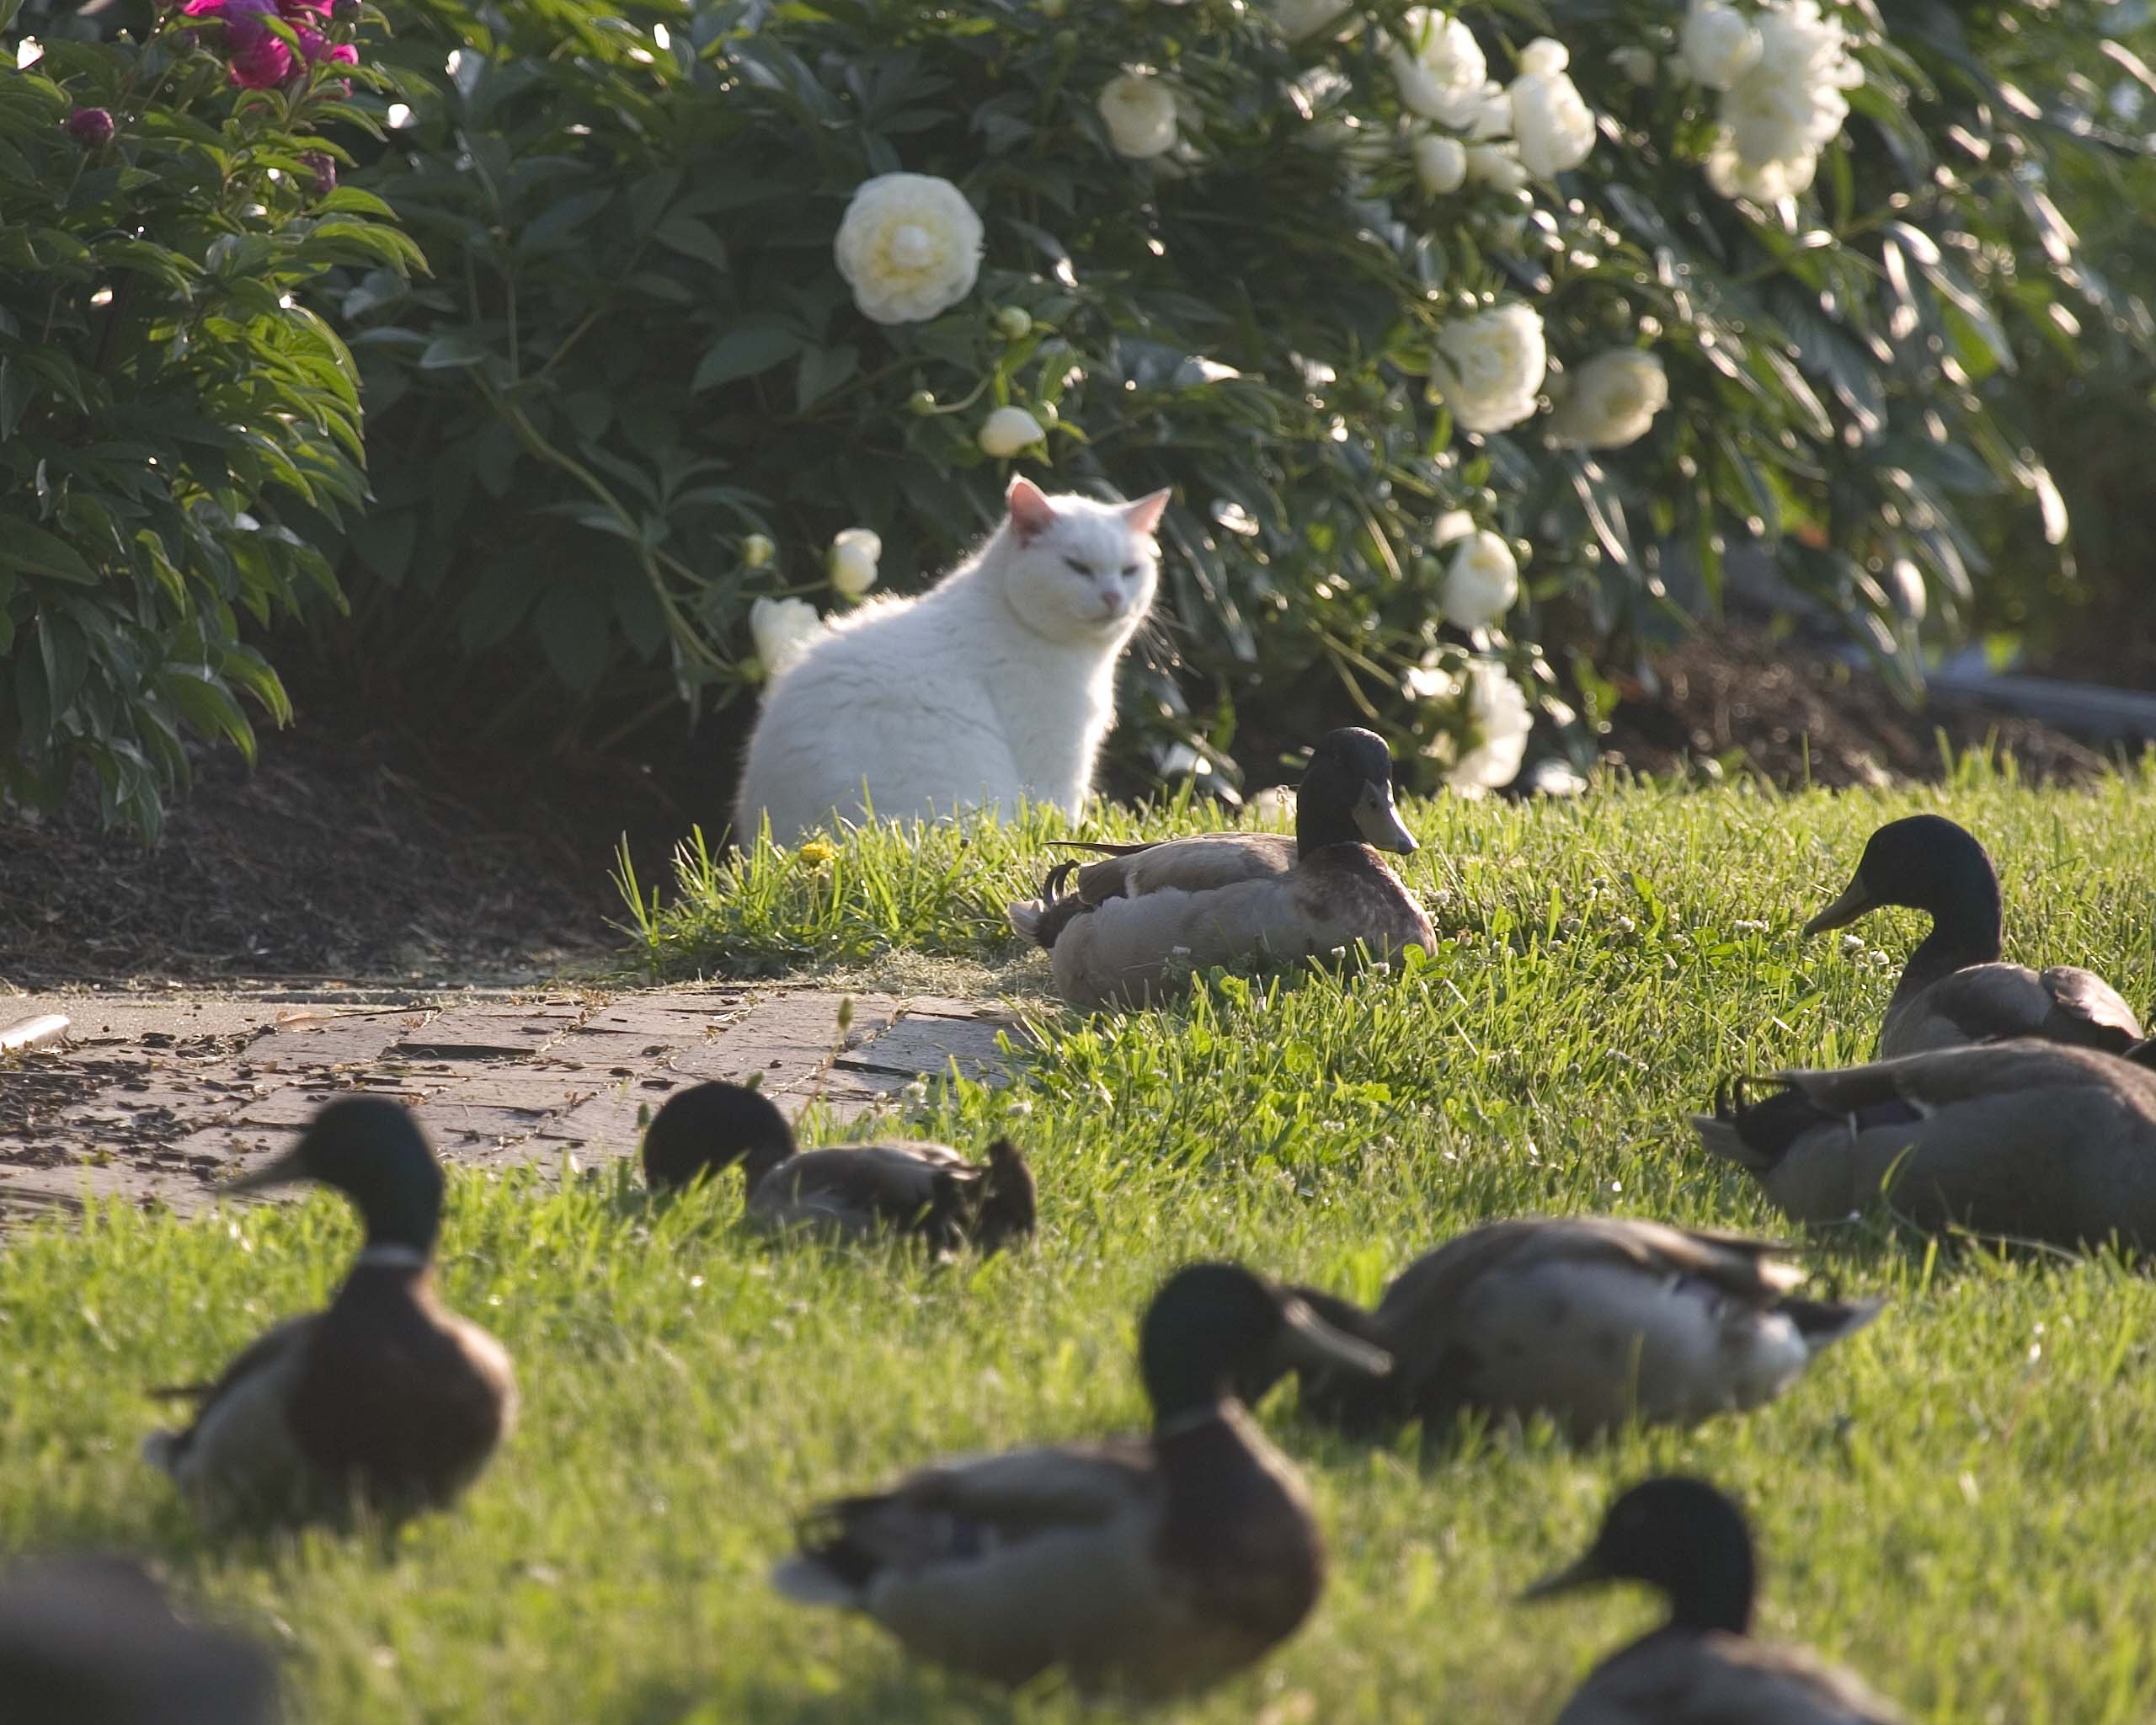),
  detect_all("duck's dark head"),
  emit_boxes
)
[1294,728,1417,861]
[1139,1262,1390,1427]
[1804,814,2001,953]
[973,1138,1038,1252]
[1522,1476,1756,1636]
[641,1081,798,1194]
[224,1096,443,1257]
